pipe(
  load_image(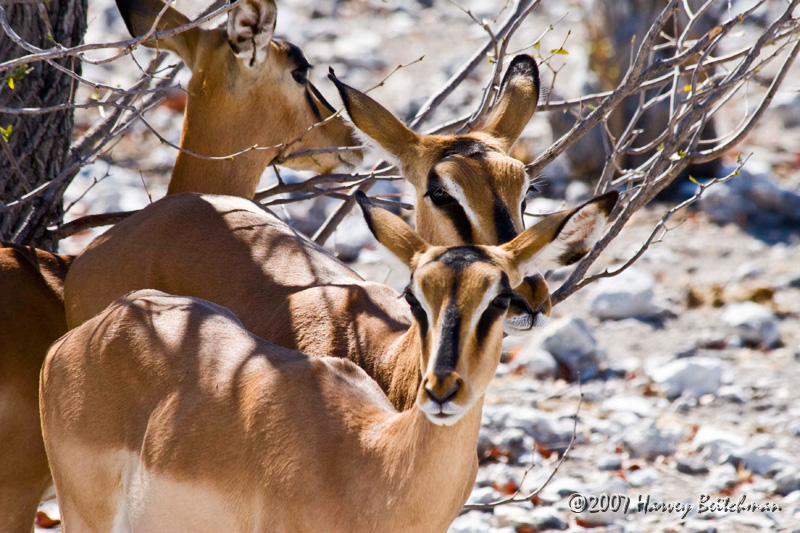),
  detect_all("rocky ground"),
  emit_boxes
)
[33,0,800,531]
